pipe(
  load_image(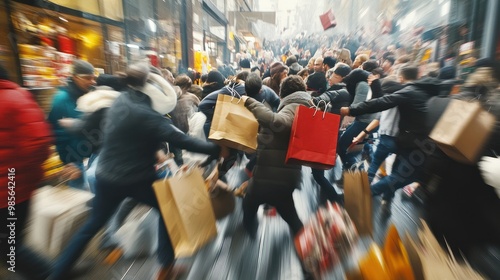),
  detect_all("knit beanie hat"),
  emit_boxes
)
[239,58,251,69]
[72,60,94,75]
[334,64,352,78]
[306,72,327,94]
[126,63,150,88]
[270,61,288,76]
[205,70,226,87]
[285,55,298,67]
